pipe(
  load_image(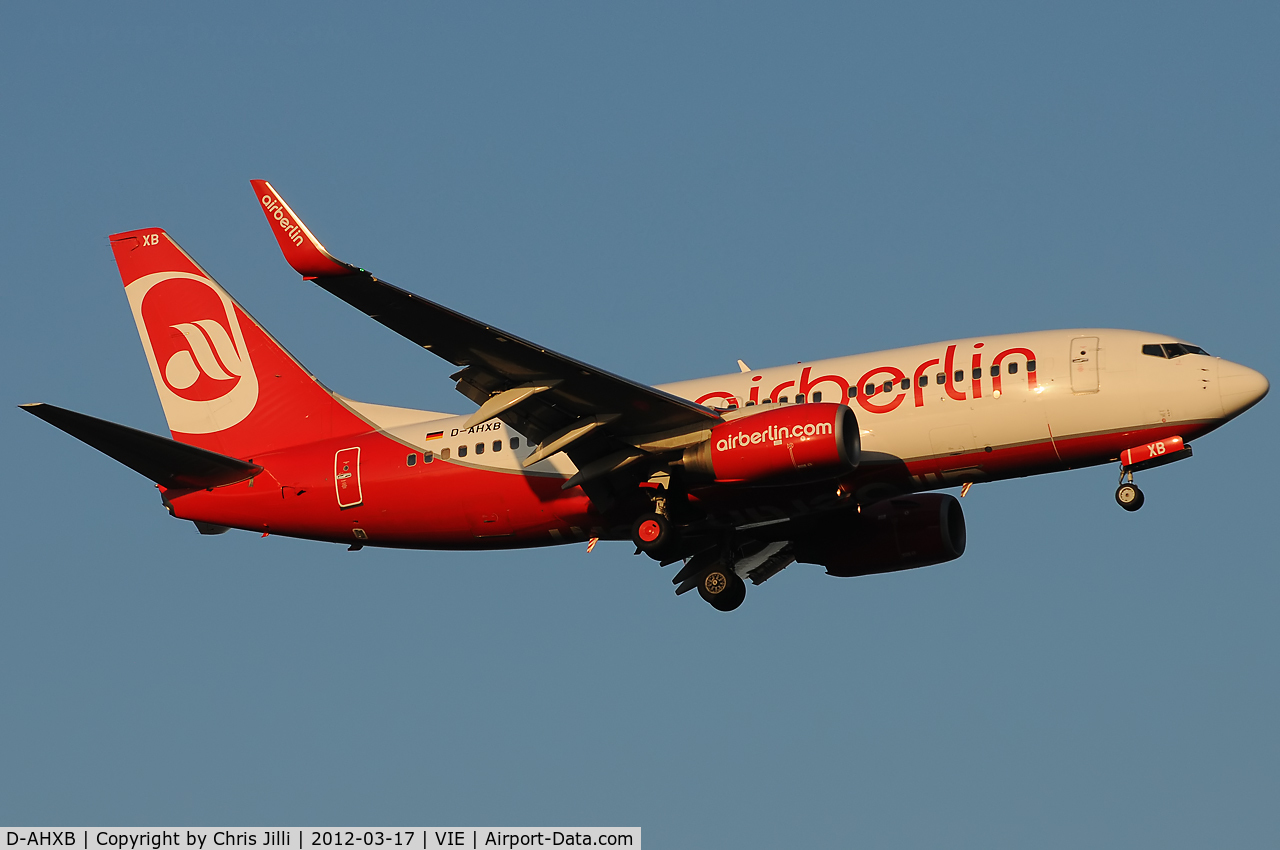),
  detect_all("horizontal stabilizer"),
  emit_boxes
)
[21,403,263,490]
